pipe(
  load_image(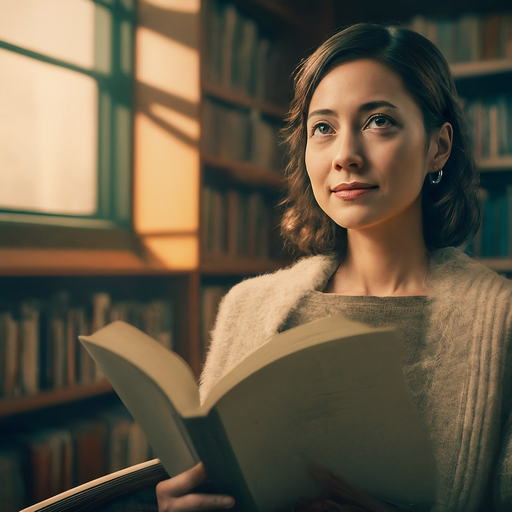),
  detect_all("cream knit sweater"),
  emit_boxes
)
[198,247,512,512]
